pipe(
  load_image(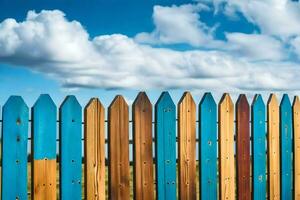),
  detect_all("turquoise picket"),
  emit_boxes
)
[155,92,176,200]
[251,94,266,200]
[199,92,217,200]
[280,94,292,199]
[59,95,82,199]
[1,96,29,200]
[32,94,57,160]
